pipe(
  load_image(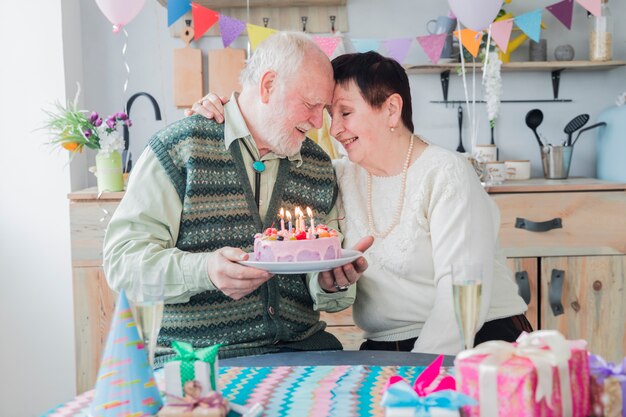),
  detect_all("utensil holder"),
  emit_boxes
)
[541,145,573,179]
